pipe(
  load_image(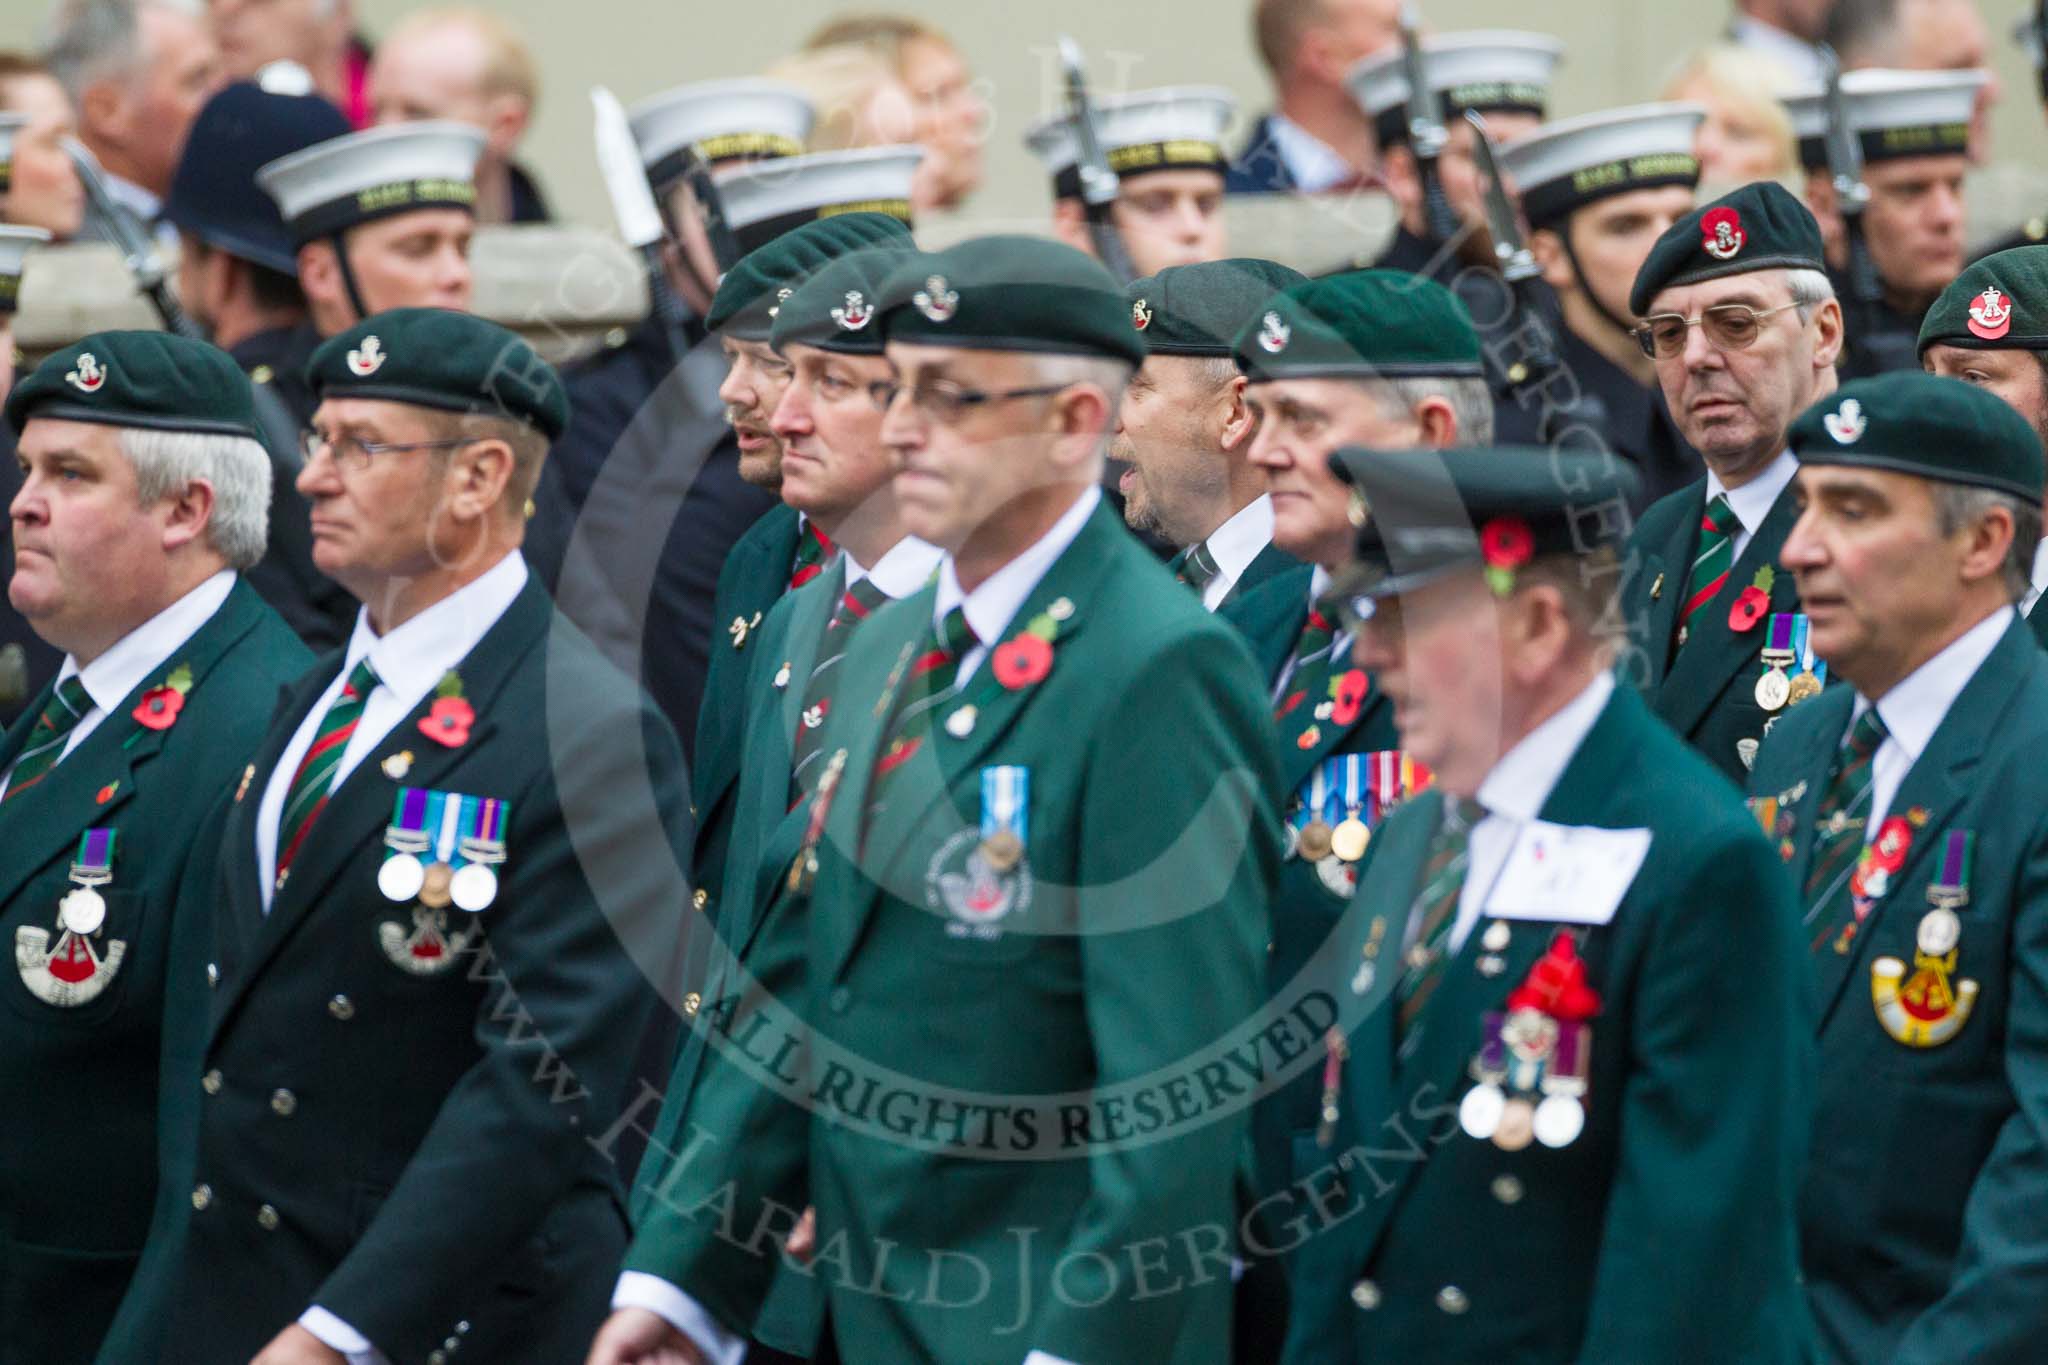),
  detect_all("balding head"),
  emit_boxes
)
[370,7,537,164]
